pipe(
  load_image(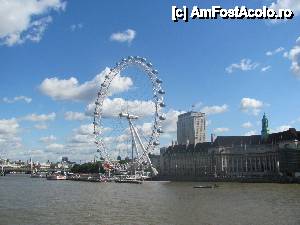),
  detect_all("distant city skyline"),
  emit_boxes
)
[0,0,300,162]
